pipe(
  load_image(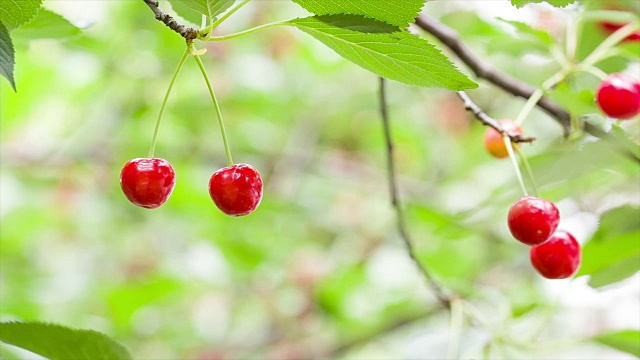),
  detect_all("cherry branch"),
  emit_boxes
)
[456,91,536,143]
[414,15,571,135]
[143,0,199,42]
[379,77,452,309]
